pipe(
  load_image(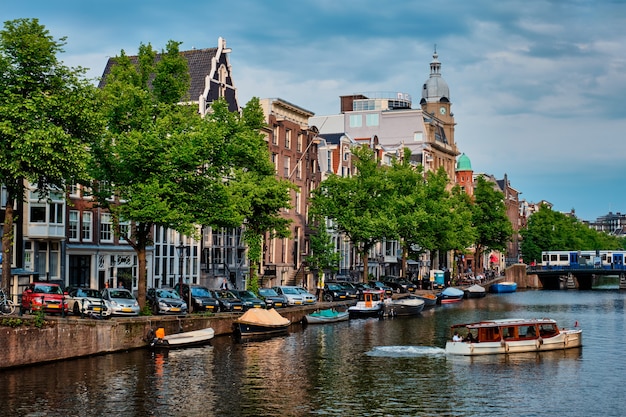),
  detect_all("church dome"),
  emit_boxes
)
[456,153,472,171]
[421,49,450,104]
